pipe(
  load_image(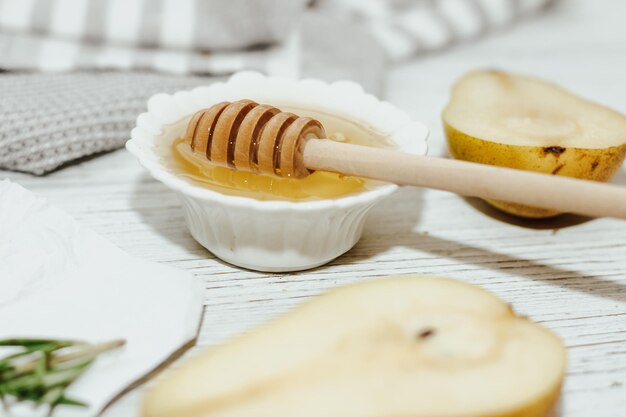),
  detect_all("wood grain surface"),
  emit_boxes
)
[2,1,625,416]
